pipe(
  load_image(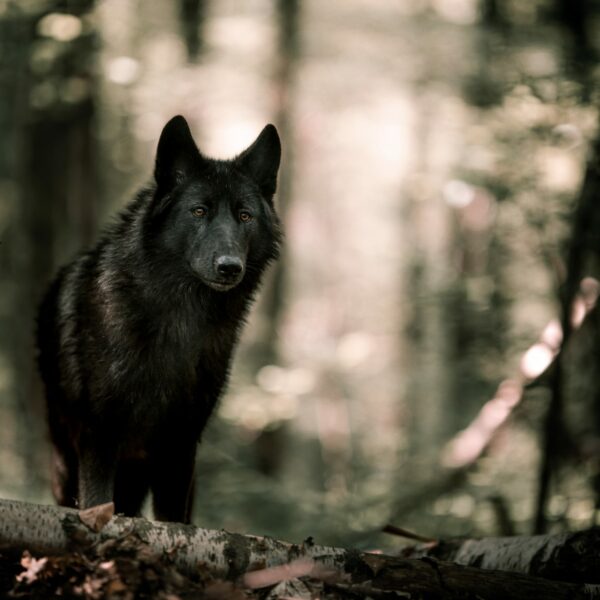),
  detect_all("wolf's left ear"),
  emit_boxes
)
[236,124,281,199]
[155,115,202,192]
